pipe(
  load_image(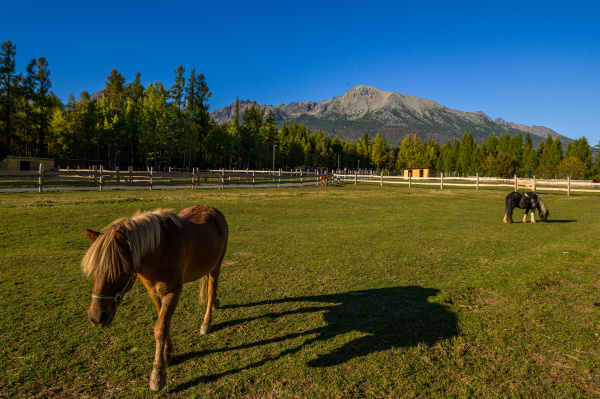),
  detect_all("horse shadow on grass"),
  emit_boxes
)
[170,286,458,393]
